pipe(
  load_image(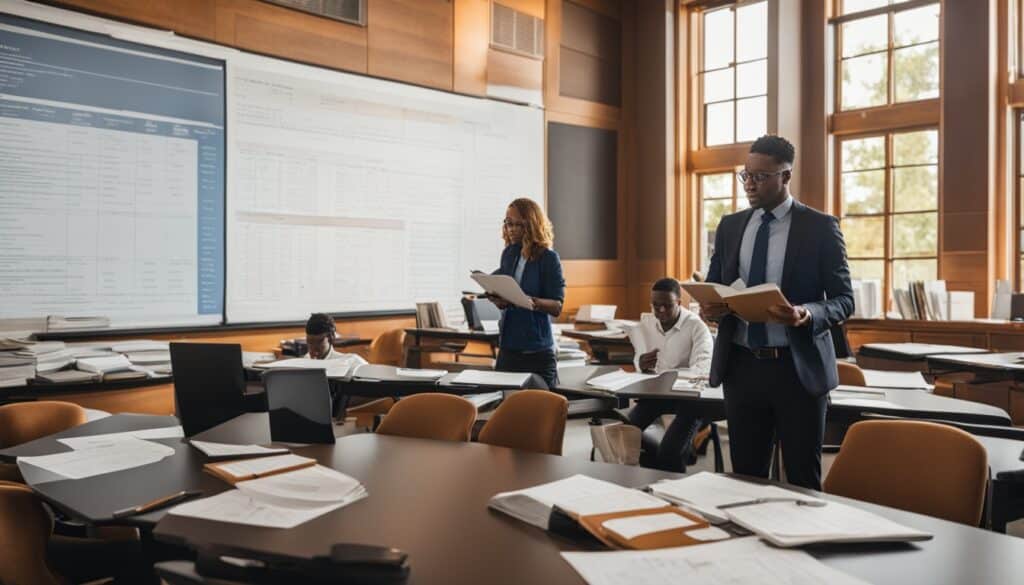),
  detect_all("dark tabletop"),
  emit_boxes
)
[405,328,500,342]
